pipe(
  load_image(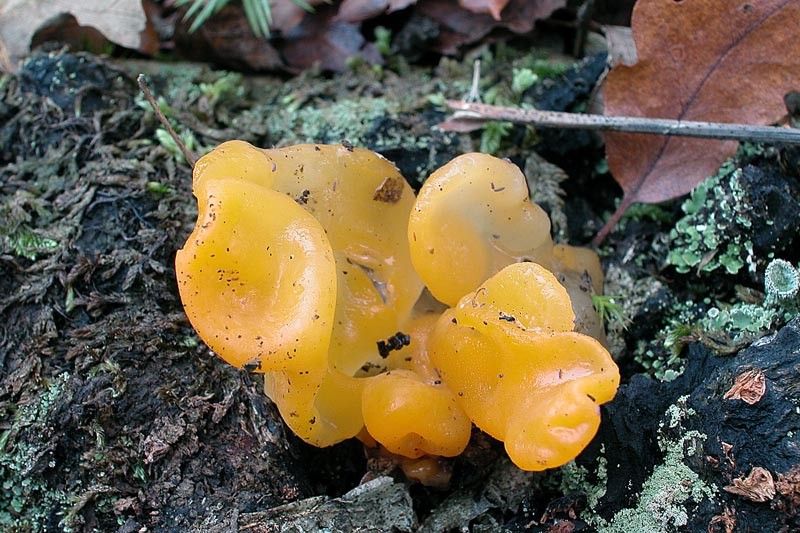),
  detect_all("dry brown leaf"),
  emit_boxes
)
[272,0,327,32]
[723,368,766,404]
[723,467,776,502]
[602,25,636,67]
[458,0,511,20]
[418,0,565,55]
[598,0,800,243]
[174,3,284,71]
[336,0,417,23]
[0,0,148,72]
[282,5,382,73]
